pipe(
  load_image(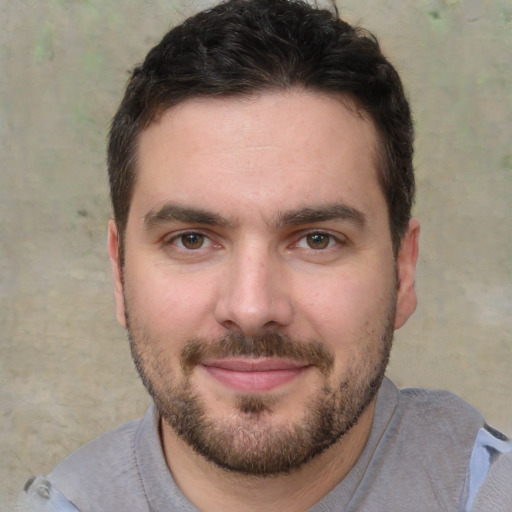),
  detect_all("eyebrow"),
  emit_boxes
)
[143,202,366,230]
[277,203,366,228]
[144,204,232,229]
